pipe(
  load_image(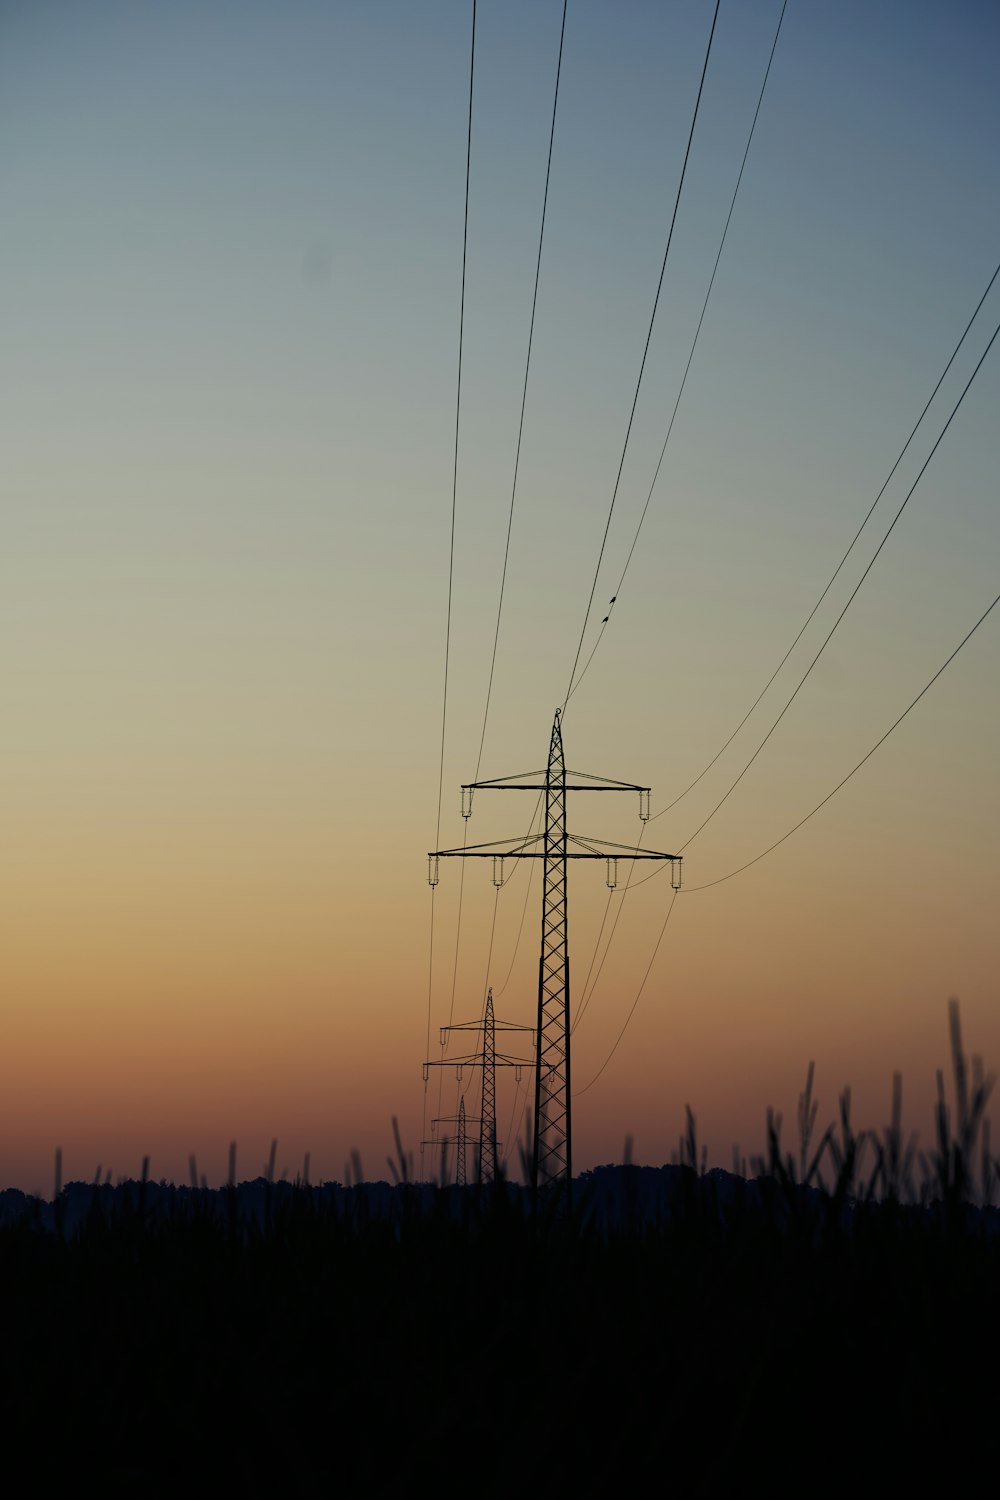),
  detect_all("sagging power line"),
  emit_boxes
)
[424,0,478,1163]
[674,312,1000,854]
[567,0,789,706]
[563,0,722,709]
[649,253,1000,823]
